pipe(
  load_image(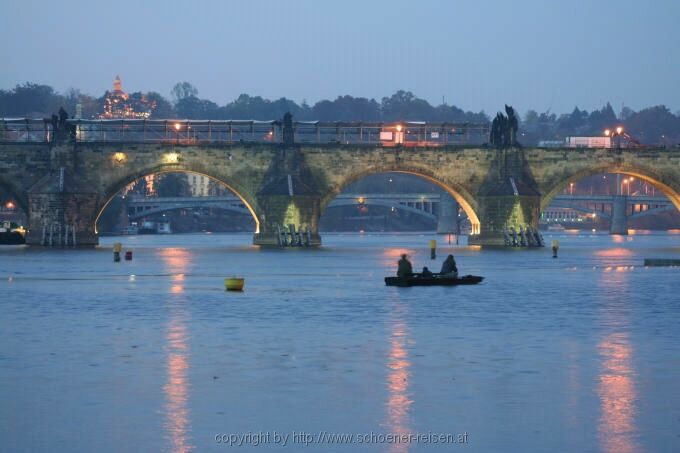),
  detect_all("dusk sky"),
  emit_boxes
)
[2,0,679,114]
